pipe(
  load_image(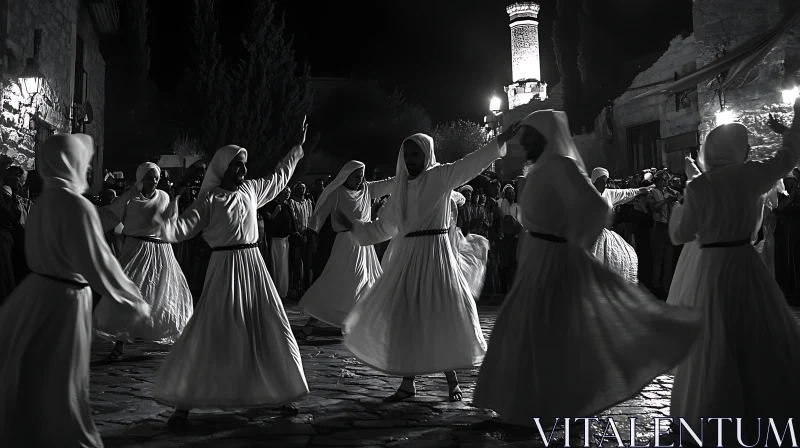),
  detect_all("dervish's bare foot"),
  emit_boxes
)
[383,387,416,403]
[448,381,463,402]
